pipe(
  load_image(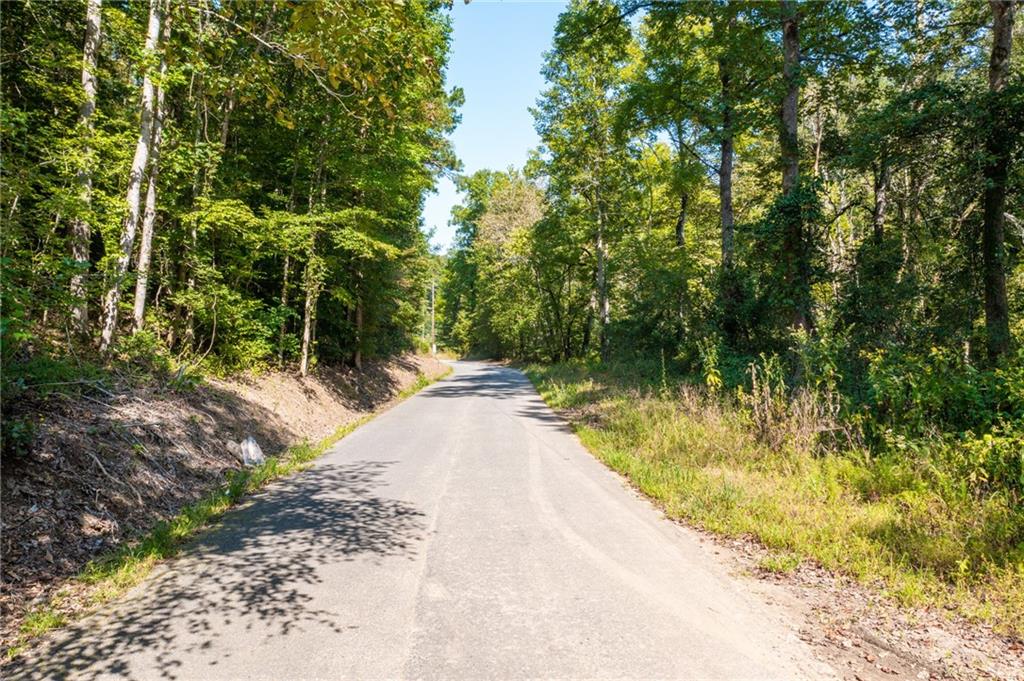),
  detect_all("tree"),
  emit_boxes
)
[626,1,776,344]
[982,0,1016,359]
[778,0,813,334]
[3,0,456,375]
[443,0,1018,382]
[99,0,164,352]
[534,0,634,360]
[132,4,173,333]
[69,0,102,333]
